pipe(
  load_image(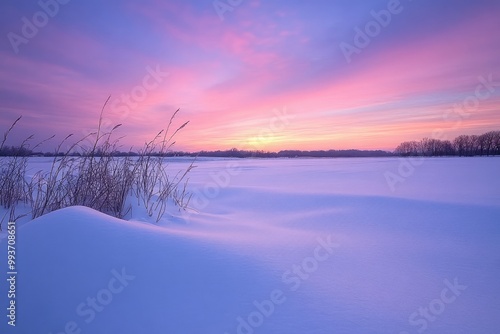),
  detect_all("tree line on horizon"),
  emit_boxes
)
[395,130,500,157]
[0,146,393,158]
[1,130,499,158]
